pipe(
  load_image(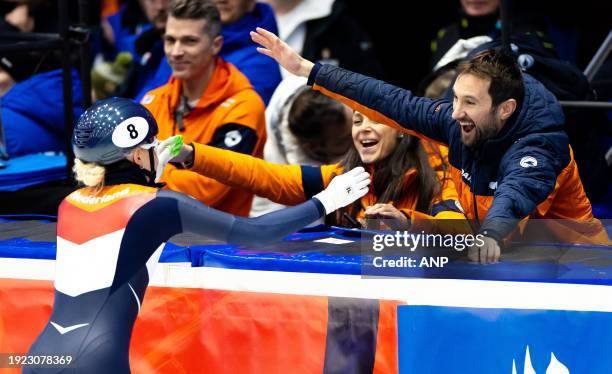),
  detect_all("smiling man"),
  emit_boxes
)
[451,53,521,149]
[141,0,266,216]
[250,28,610,263]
